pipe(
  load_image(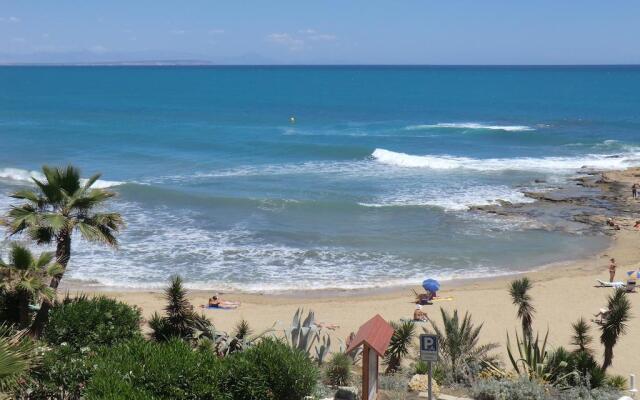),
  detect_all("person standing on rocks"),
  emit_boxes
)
[632,183,638,199]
